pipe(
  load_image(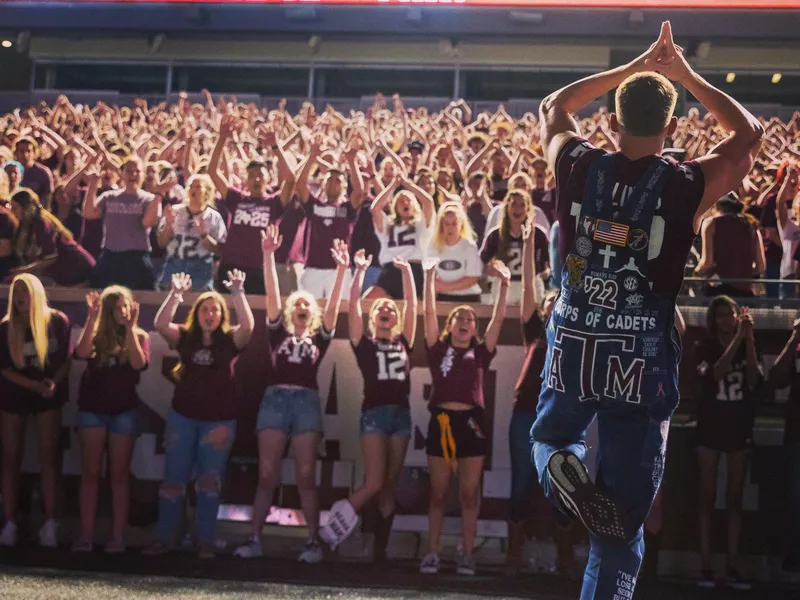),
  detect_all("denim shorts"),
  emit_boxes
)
[159,256,214,291]
[257,385,323,435]
[76,410,140,436]
[360,405,412,437]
